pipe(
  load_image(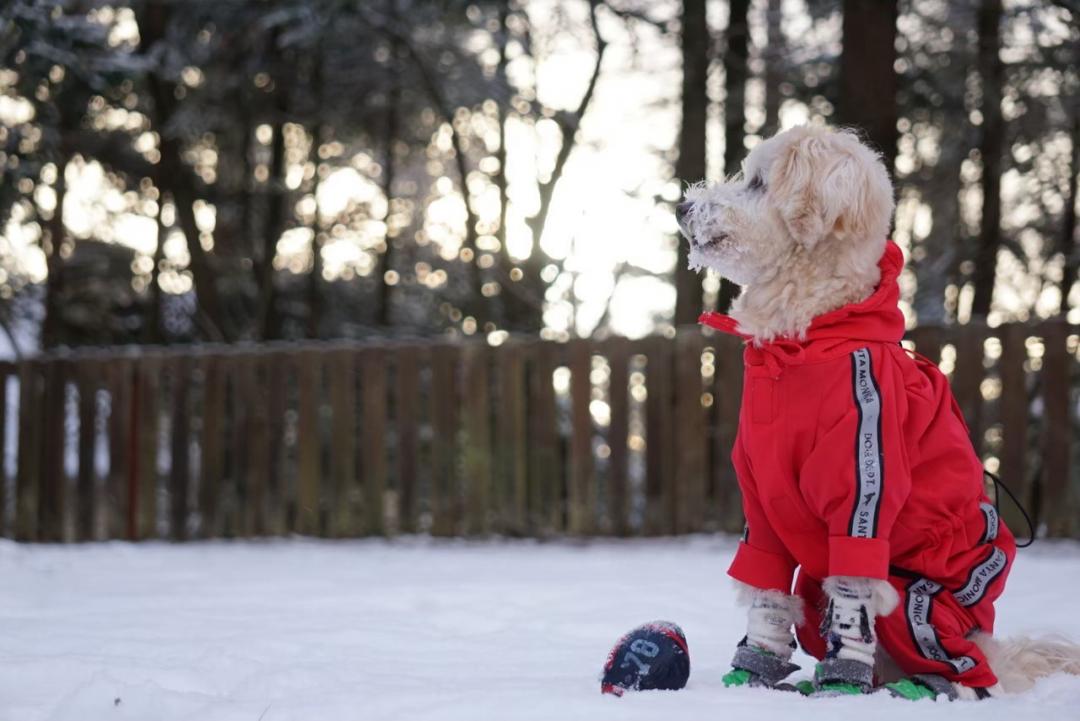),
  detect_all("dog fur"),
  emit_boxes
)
[680,125,893,343]
[681,124,1080,694]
